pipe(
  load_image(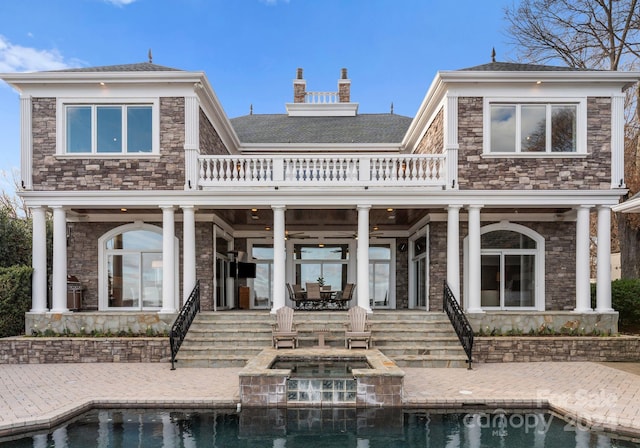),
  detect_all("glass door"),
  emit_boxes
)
[215,255,230,309]
[369,245,391,309]
[252,245,273,309]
